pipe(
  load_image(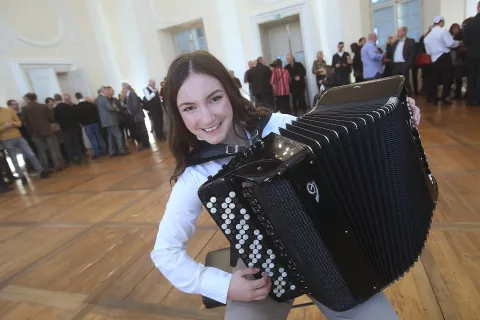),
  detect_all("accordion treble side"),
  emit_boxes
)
[198,76,438,311]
